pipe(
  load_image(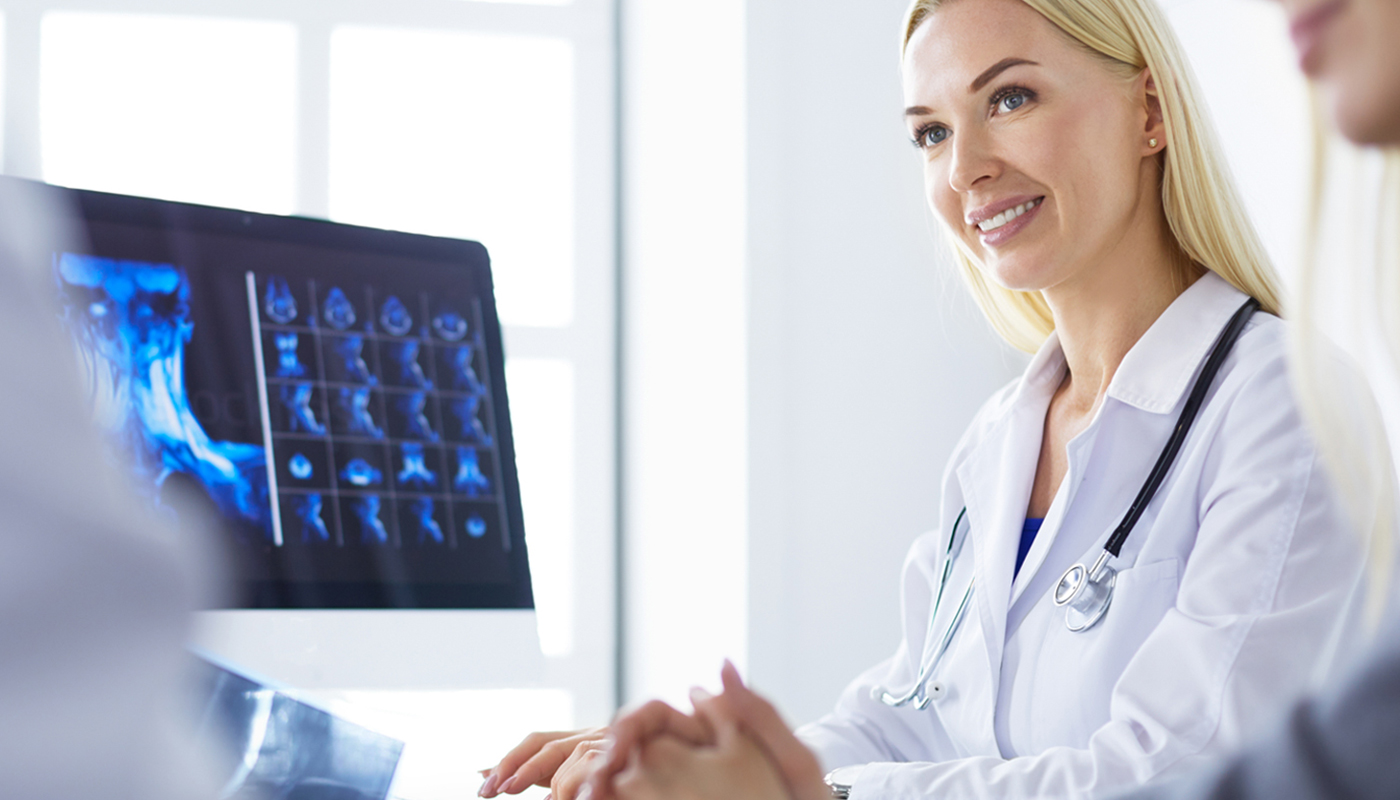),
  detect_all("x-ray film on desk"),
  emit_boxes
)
[42,179,533,610]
